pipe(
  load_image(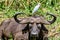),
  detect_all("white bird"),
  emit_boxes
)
[32,3,41,14]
